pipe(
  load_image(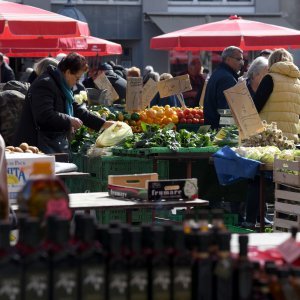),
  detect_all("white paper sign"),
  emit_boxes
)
[126,77,143,112]
[142,78,158,109]
[224,81,264,139]
[157,74,192,98]
[93,73,119,102]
